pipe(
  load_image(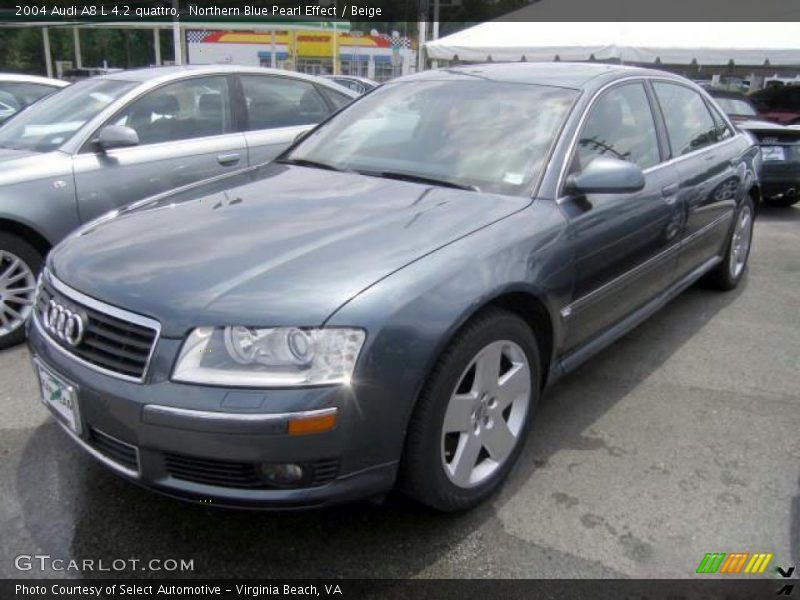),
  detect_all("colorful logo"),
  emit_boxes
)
[696,552,773,574]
